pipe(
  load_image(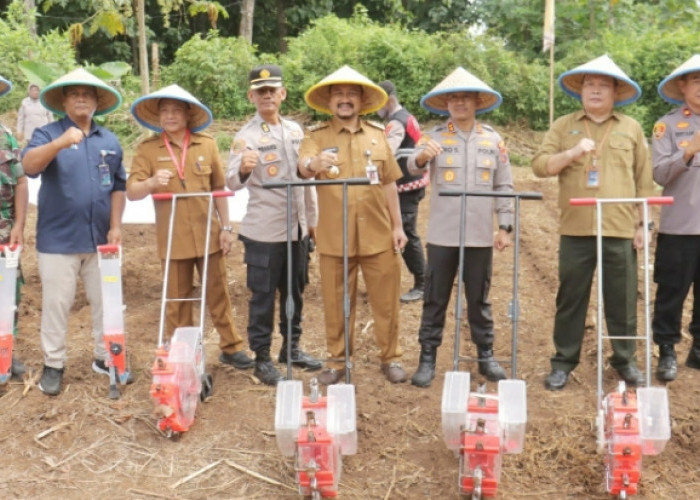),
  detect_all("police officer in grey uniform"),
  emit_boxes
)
[407,67,513,387]
[227,65,322,385]
[652,54,700,381]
